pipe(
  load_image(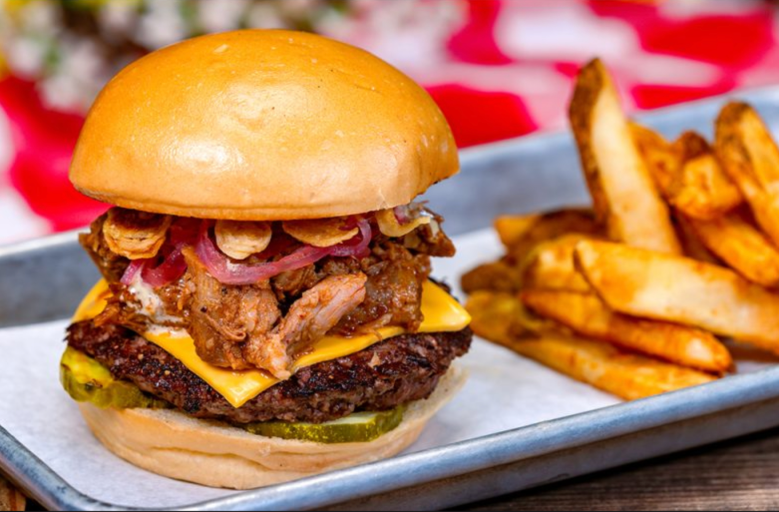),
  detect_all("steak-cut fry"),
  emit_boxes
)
[630,122,678,197]
[674,215,720,264]
[504,209,601,265]
[630,128,722,263]
[466,291,562,346]
[521,290,732,373]
[461,260,522,294]
[520,234,593,293]
[685,211,779,288]
[0,476,24,512]
[716,102,779,248]
[466,291,528,345]
[494,214,541,248]
[569,59,681,254]
[669,132,743,220]
[512,335,717,401]
[575,240,779,353]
